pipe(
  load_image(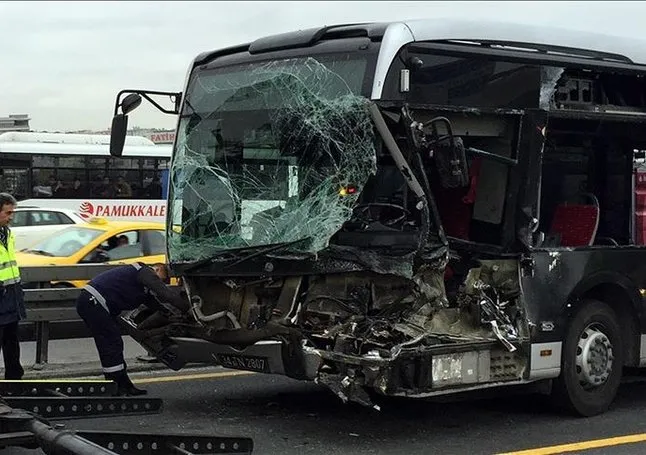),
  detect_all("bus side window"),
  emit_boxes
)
[21,137,171,201]
[109,157,140,199]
